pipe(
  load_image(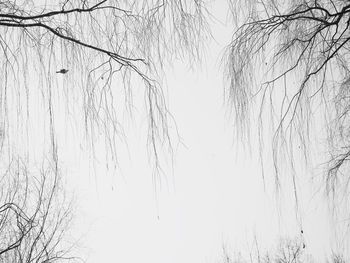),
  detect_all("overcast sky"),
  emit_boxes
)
[3,1,350,262]
[42,3,347,262]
